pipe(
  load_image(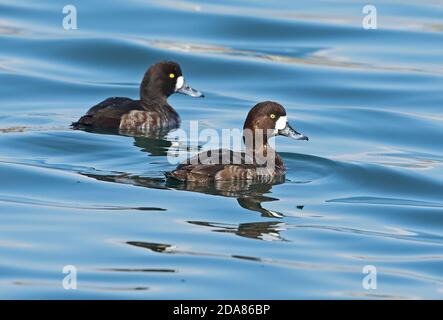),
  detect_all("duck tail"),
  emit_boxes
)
[71,115,93,129]
[164,170,186,182]
[71,121,81,129]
